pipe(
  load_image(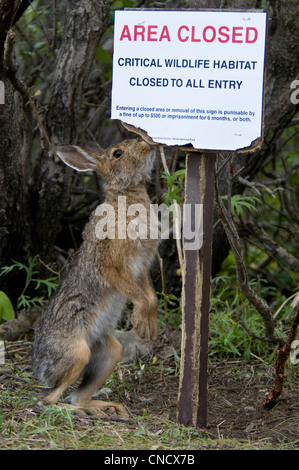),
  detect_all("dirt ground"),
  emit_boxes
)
[132,332,299,447]
[0,329,298,450]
